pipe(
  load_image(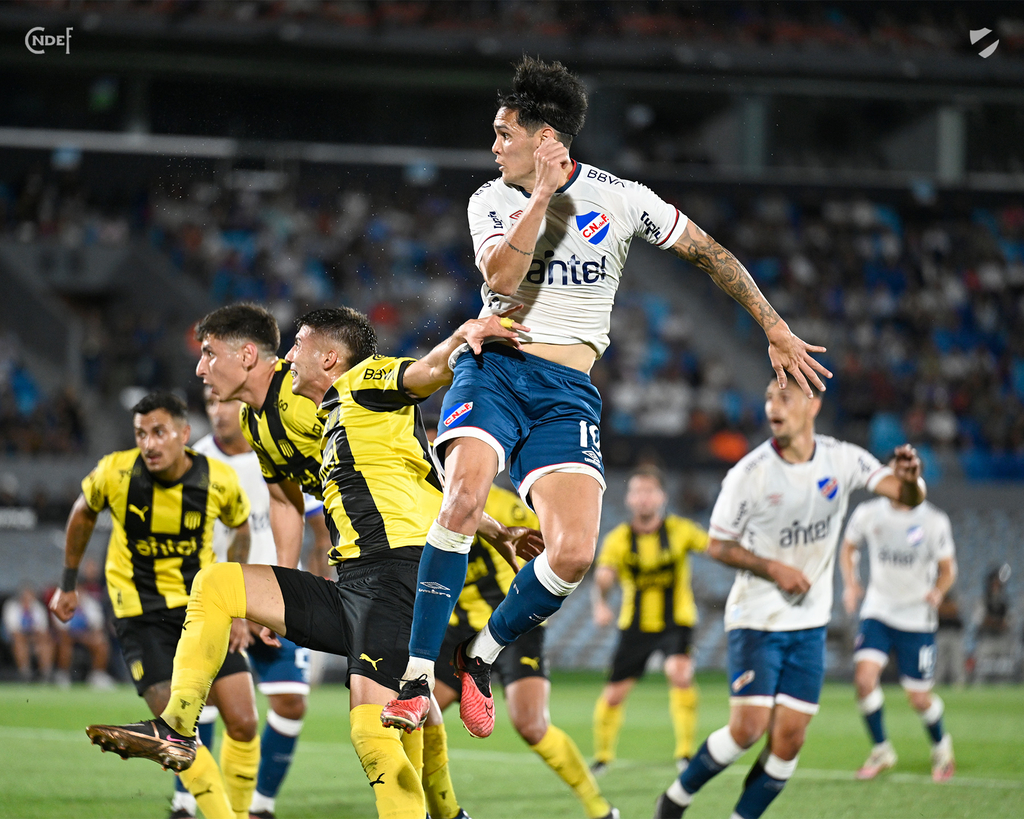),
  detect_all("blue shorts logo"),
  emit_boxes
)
[817,476,838,500]
[443,401,473,428]
[576,211,610,244]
